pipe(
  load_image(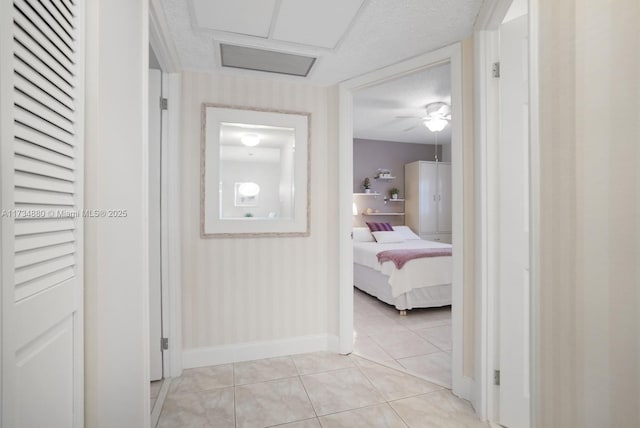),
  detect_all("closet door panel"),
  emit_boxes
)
[437,163,452,233]
[419,162,438,234]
